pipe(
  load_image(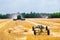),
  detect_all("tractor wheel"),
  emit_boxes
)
[34,30,36,35]
[46,26,48,30]
[32,26,34,31]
